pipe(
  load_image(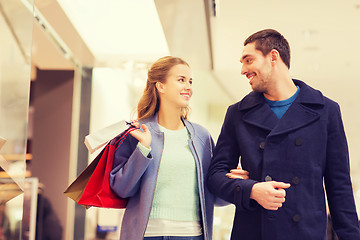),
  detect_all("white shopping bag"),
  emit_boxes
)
[84,120,129,154]
[0,136,6,151]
